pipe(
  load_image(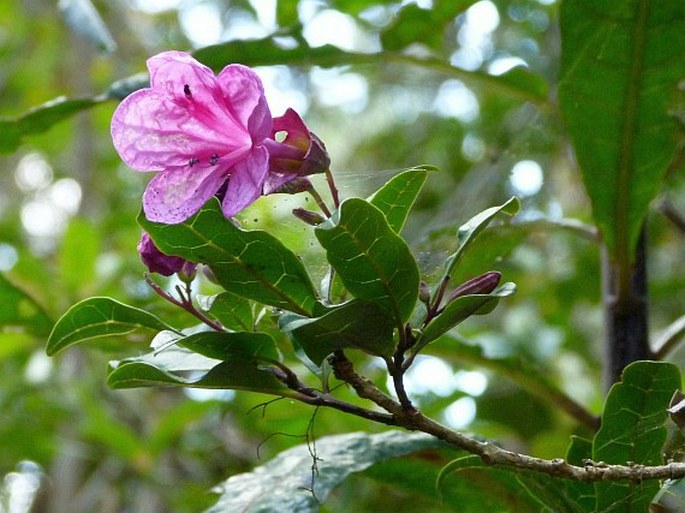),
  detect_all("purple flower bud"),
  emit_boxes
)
[292,207,325,226]
[138,232,196,277]
[447,271,502,303]
[263,108,331,194]
[419,282,431,305]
